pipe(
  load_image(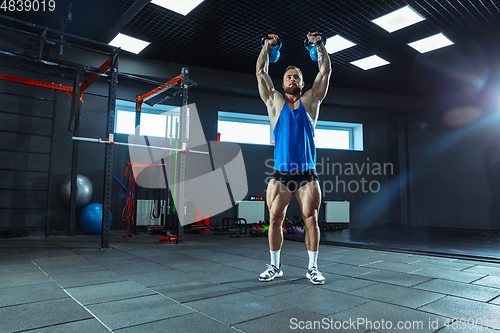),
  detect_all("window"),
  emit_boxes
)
[115,110,136,135]
[217,112,272,146]
[139,113,166,137]
[217,120,270,145]
[115,100,179,138]
[315,128,350,150]
[218,111,363,151]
